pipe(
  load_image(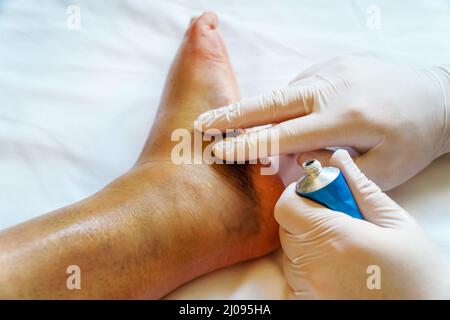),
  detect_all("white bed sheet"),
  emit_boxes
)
[1,0,449,299]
